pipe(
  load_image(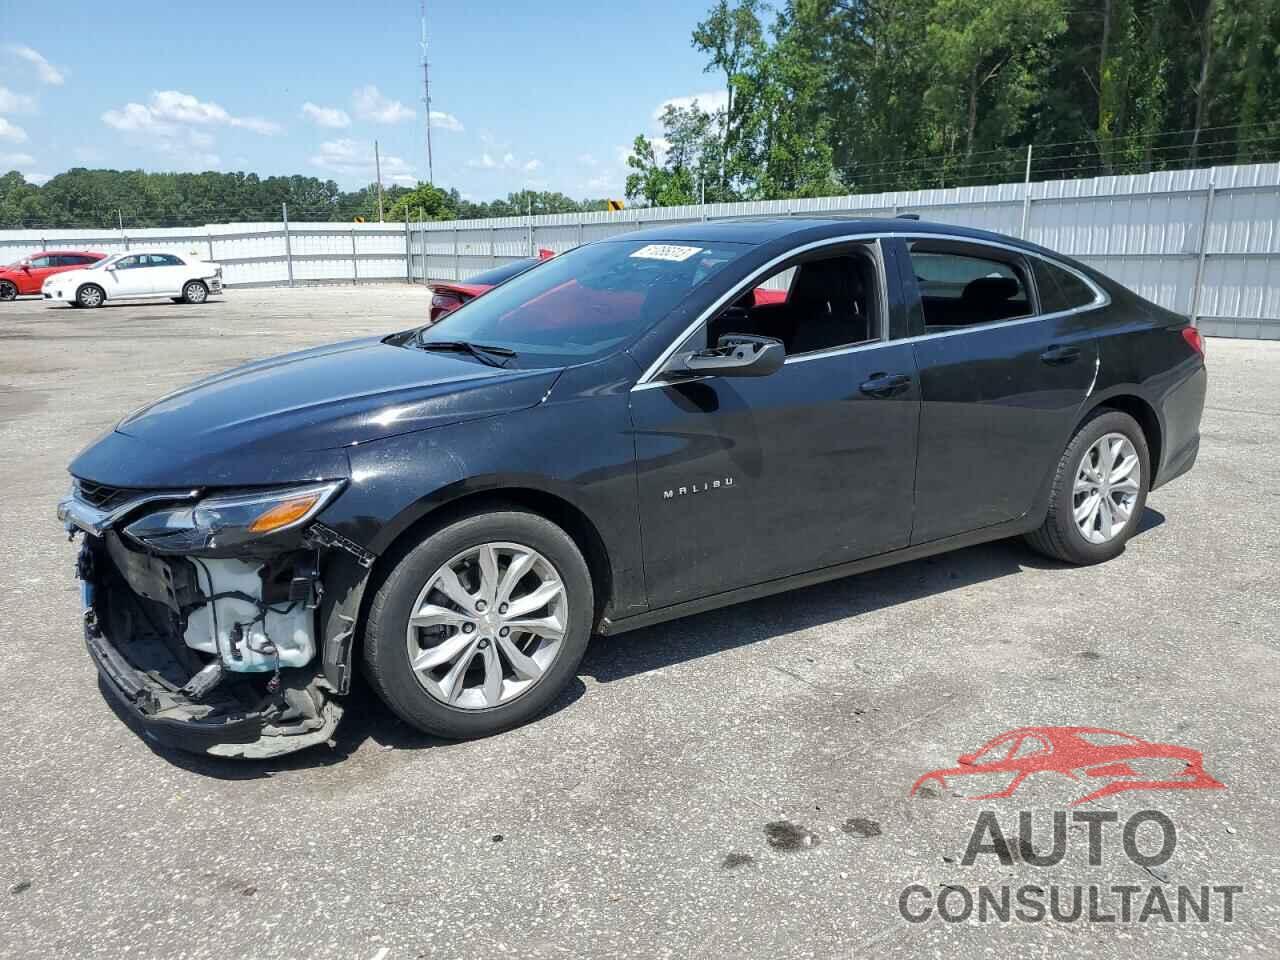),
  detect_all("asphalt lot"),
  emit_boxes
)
[1,285,1277,960]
